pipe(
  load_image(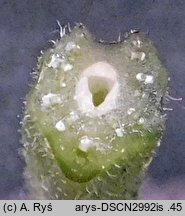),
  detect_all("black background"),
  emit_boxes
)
[0,0,185,199]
